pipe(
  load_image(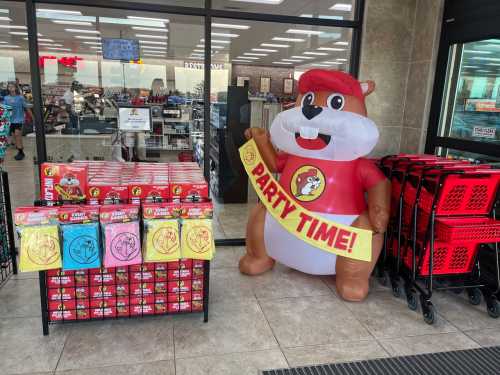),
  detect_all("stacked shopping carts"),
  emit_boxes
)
[377,154,500,324]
